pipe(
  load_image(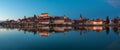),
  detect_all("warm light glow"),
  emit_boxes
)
[39,32,50,36]
[93,26,103,30]
[93,22,103,25]
[40,13,50,17]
